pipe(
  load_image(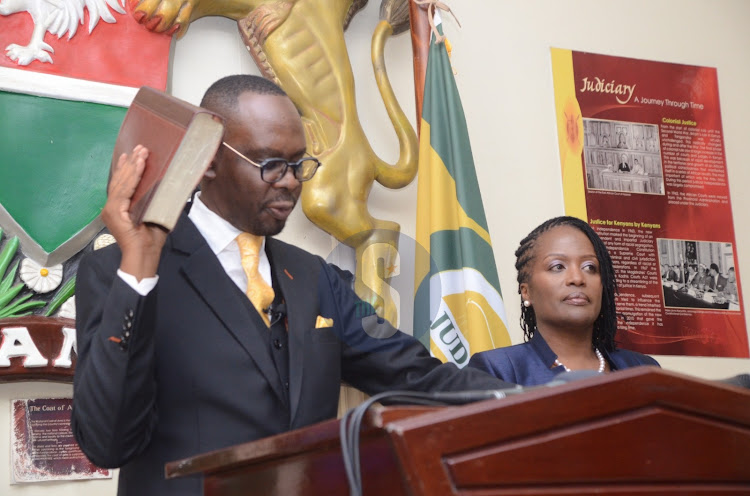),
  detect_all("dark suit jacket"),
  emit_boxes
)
[467,332,660,387]
[707,274,728,292]
[72,214,511,495]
